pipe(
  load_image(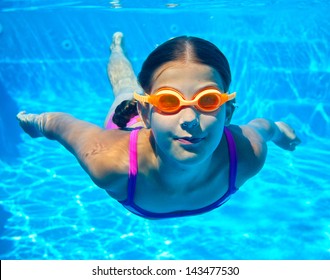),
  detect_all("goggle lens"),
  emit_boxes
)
[159,95,180,112]
[198,94,220,111]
